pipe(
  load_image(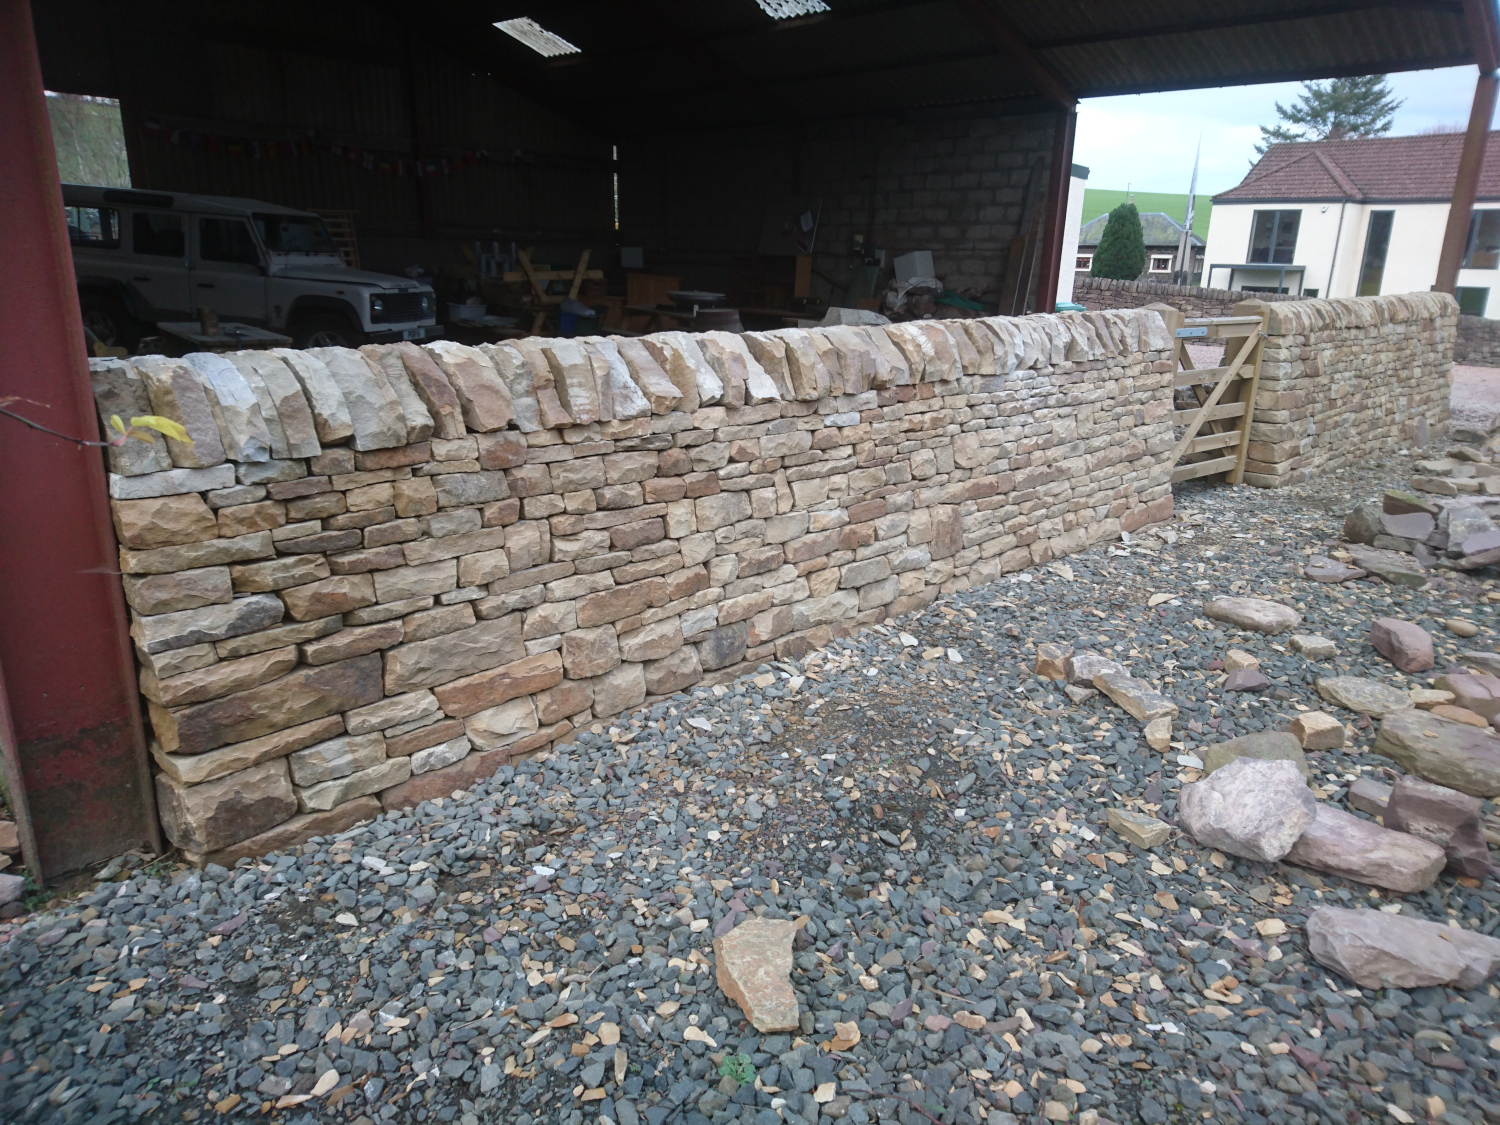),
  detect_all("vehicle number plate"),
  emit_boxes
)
[402,327,426,340]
